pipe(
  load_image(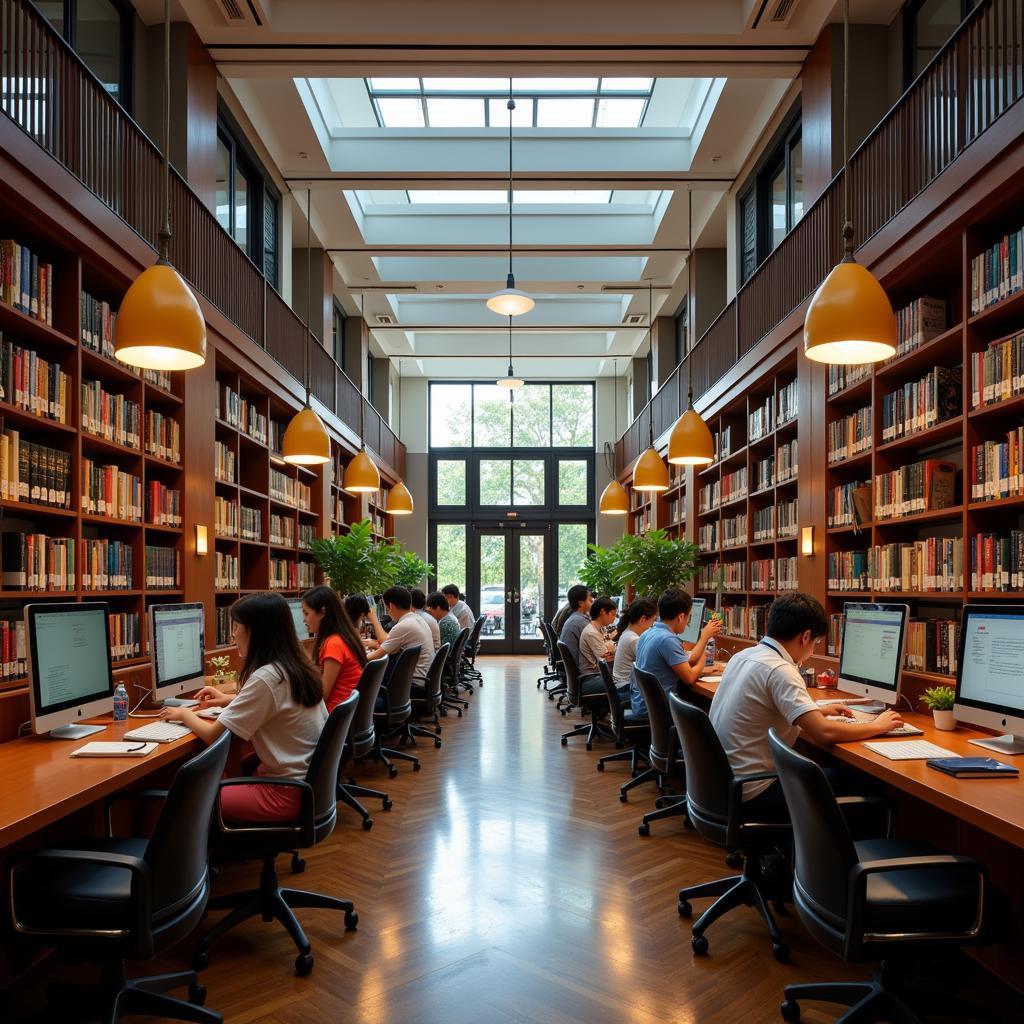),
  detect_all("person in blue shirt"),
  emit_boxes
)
[631,589,723,716]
